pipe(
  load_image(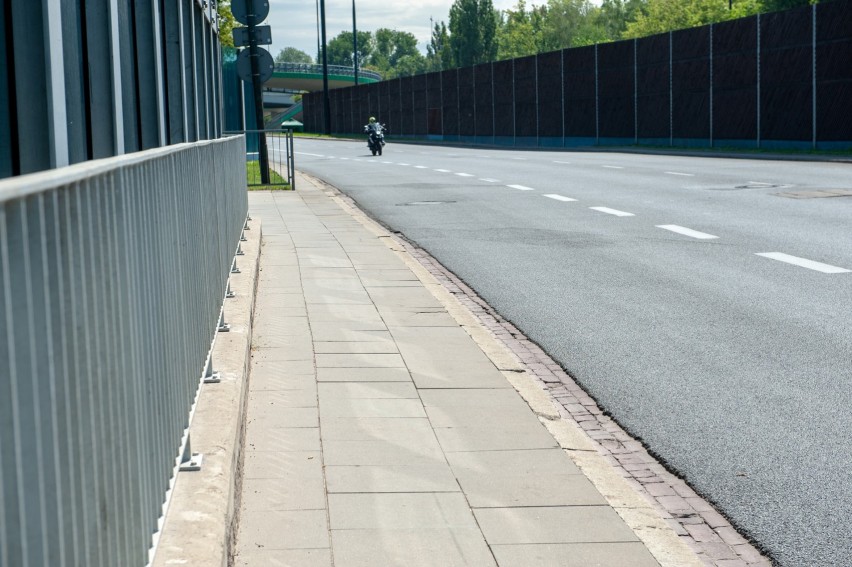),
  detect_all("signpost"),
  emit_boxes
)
[232,0,272,184]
